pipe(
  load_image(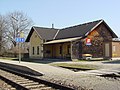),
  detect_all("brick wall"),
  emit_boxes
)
[82,23,113,58]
